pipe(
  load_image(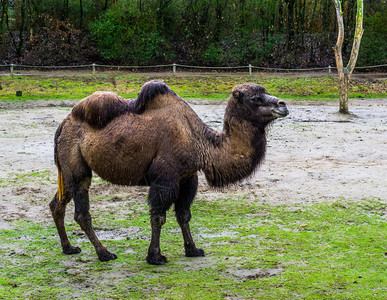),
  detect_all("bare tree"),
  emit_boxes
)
[79,0,83,29]
[332,0,364,114]
[0,0,8,44]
